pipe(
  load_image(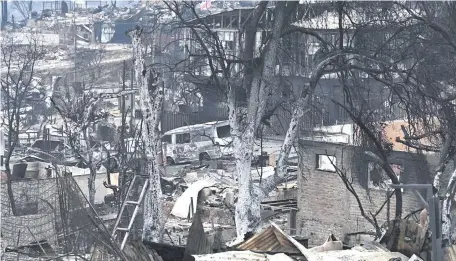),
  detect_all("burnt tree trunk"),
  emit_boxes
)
[230,2,297,240]
[443,169,456,246]
[4,156,17,216]
[88,167,97,205]
[130,27,165,243]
